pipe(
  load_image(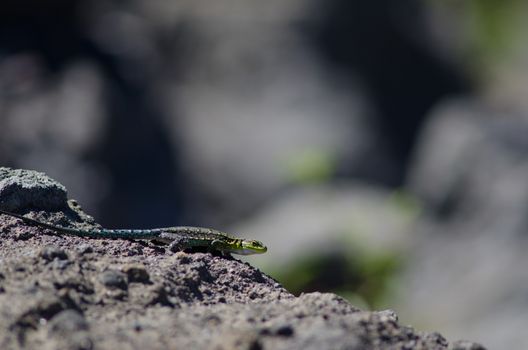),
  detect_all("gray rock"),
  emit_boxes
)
[48,310,89,333]
[47,310,93,350]
[402,99,528,348]
[98,270,128,290]
[0,167,67,212]
[40,246,69,262]
[0,168,484,349]
[122,264,151,284]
